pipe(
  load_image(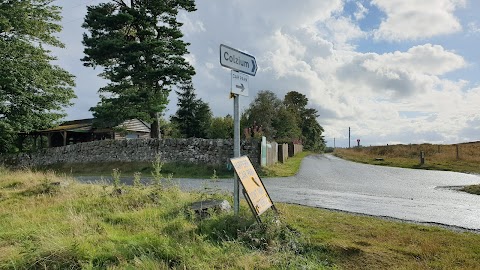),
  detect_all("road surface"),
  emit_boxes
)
[76,154,480,230]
